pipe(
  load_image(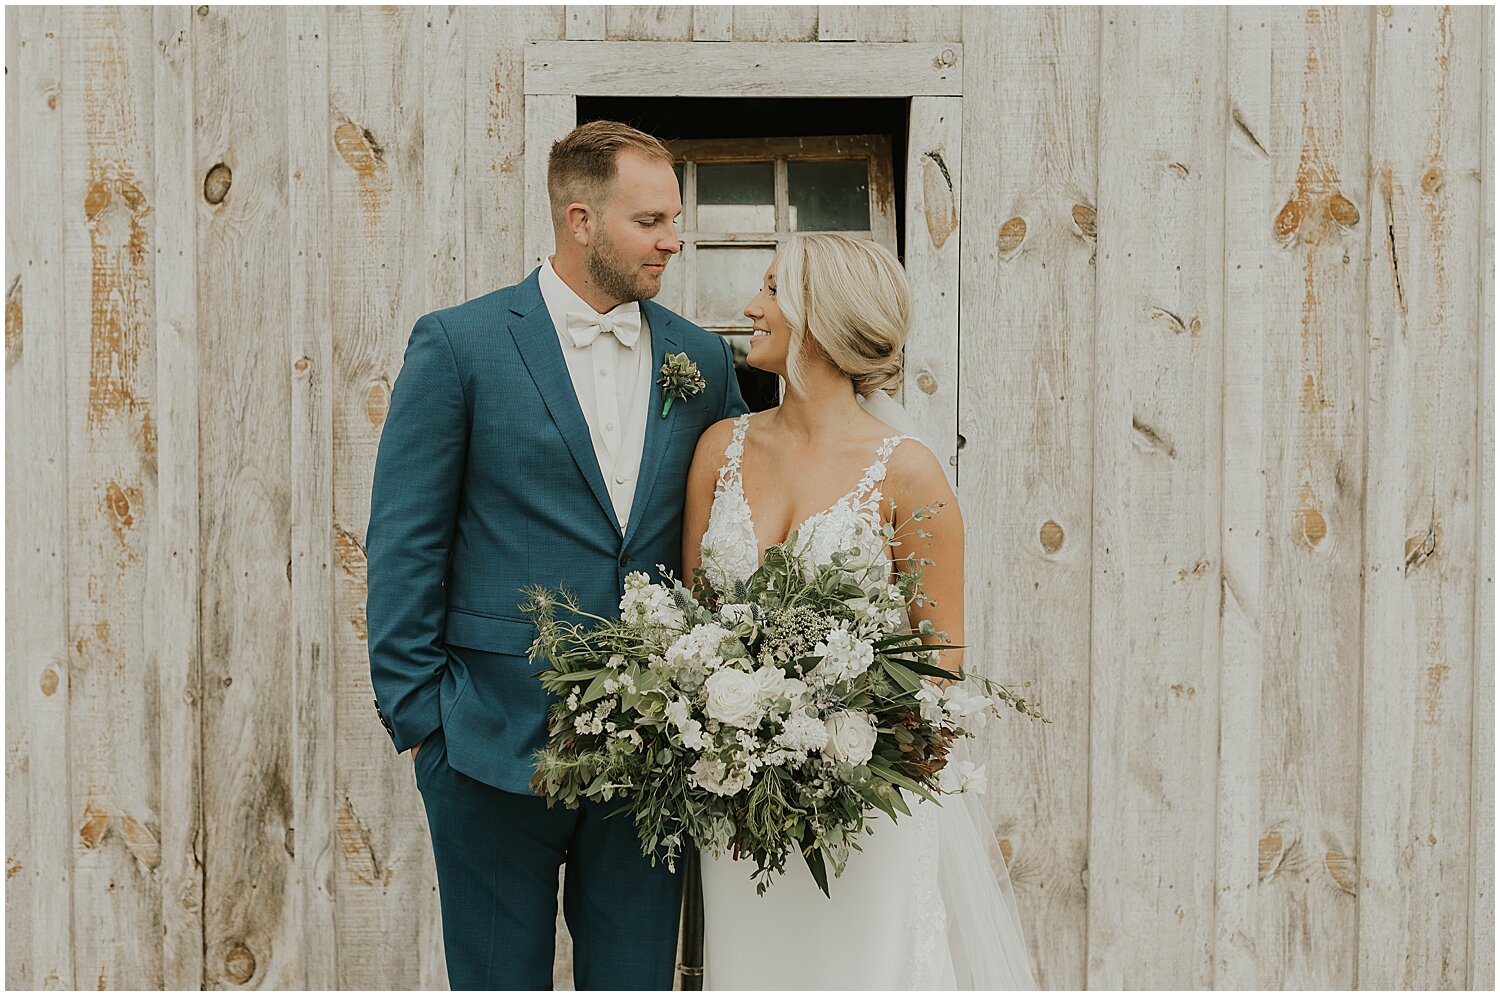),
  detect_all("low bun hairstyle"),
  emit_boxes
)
[774,233,911,399]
